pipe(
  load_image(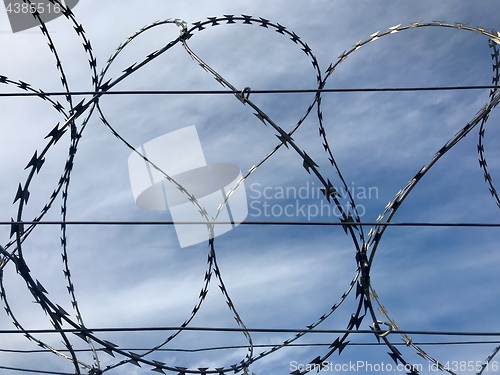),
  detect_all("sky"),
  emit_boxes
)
[1,1,500,374]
